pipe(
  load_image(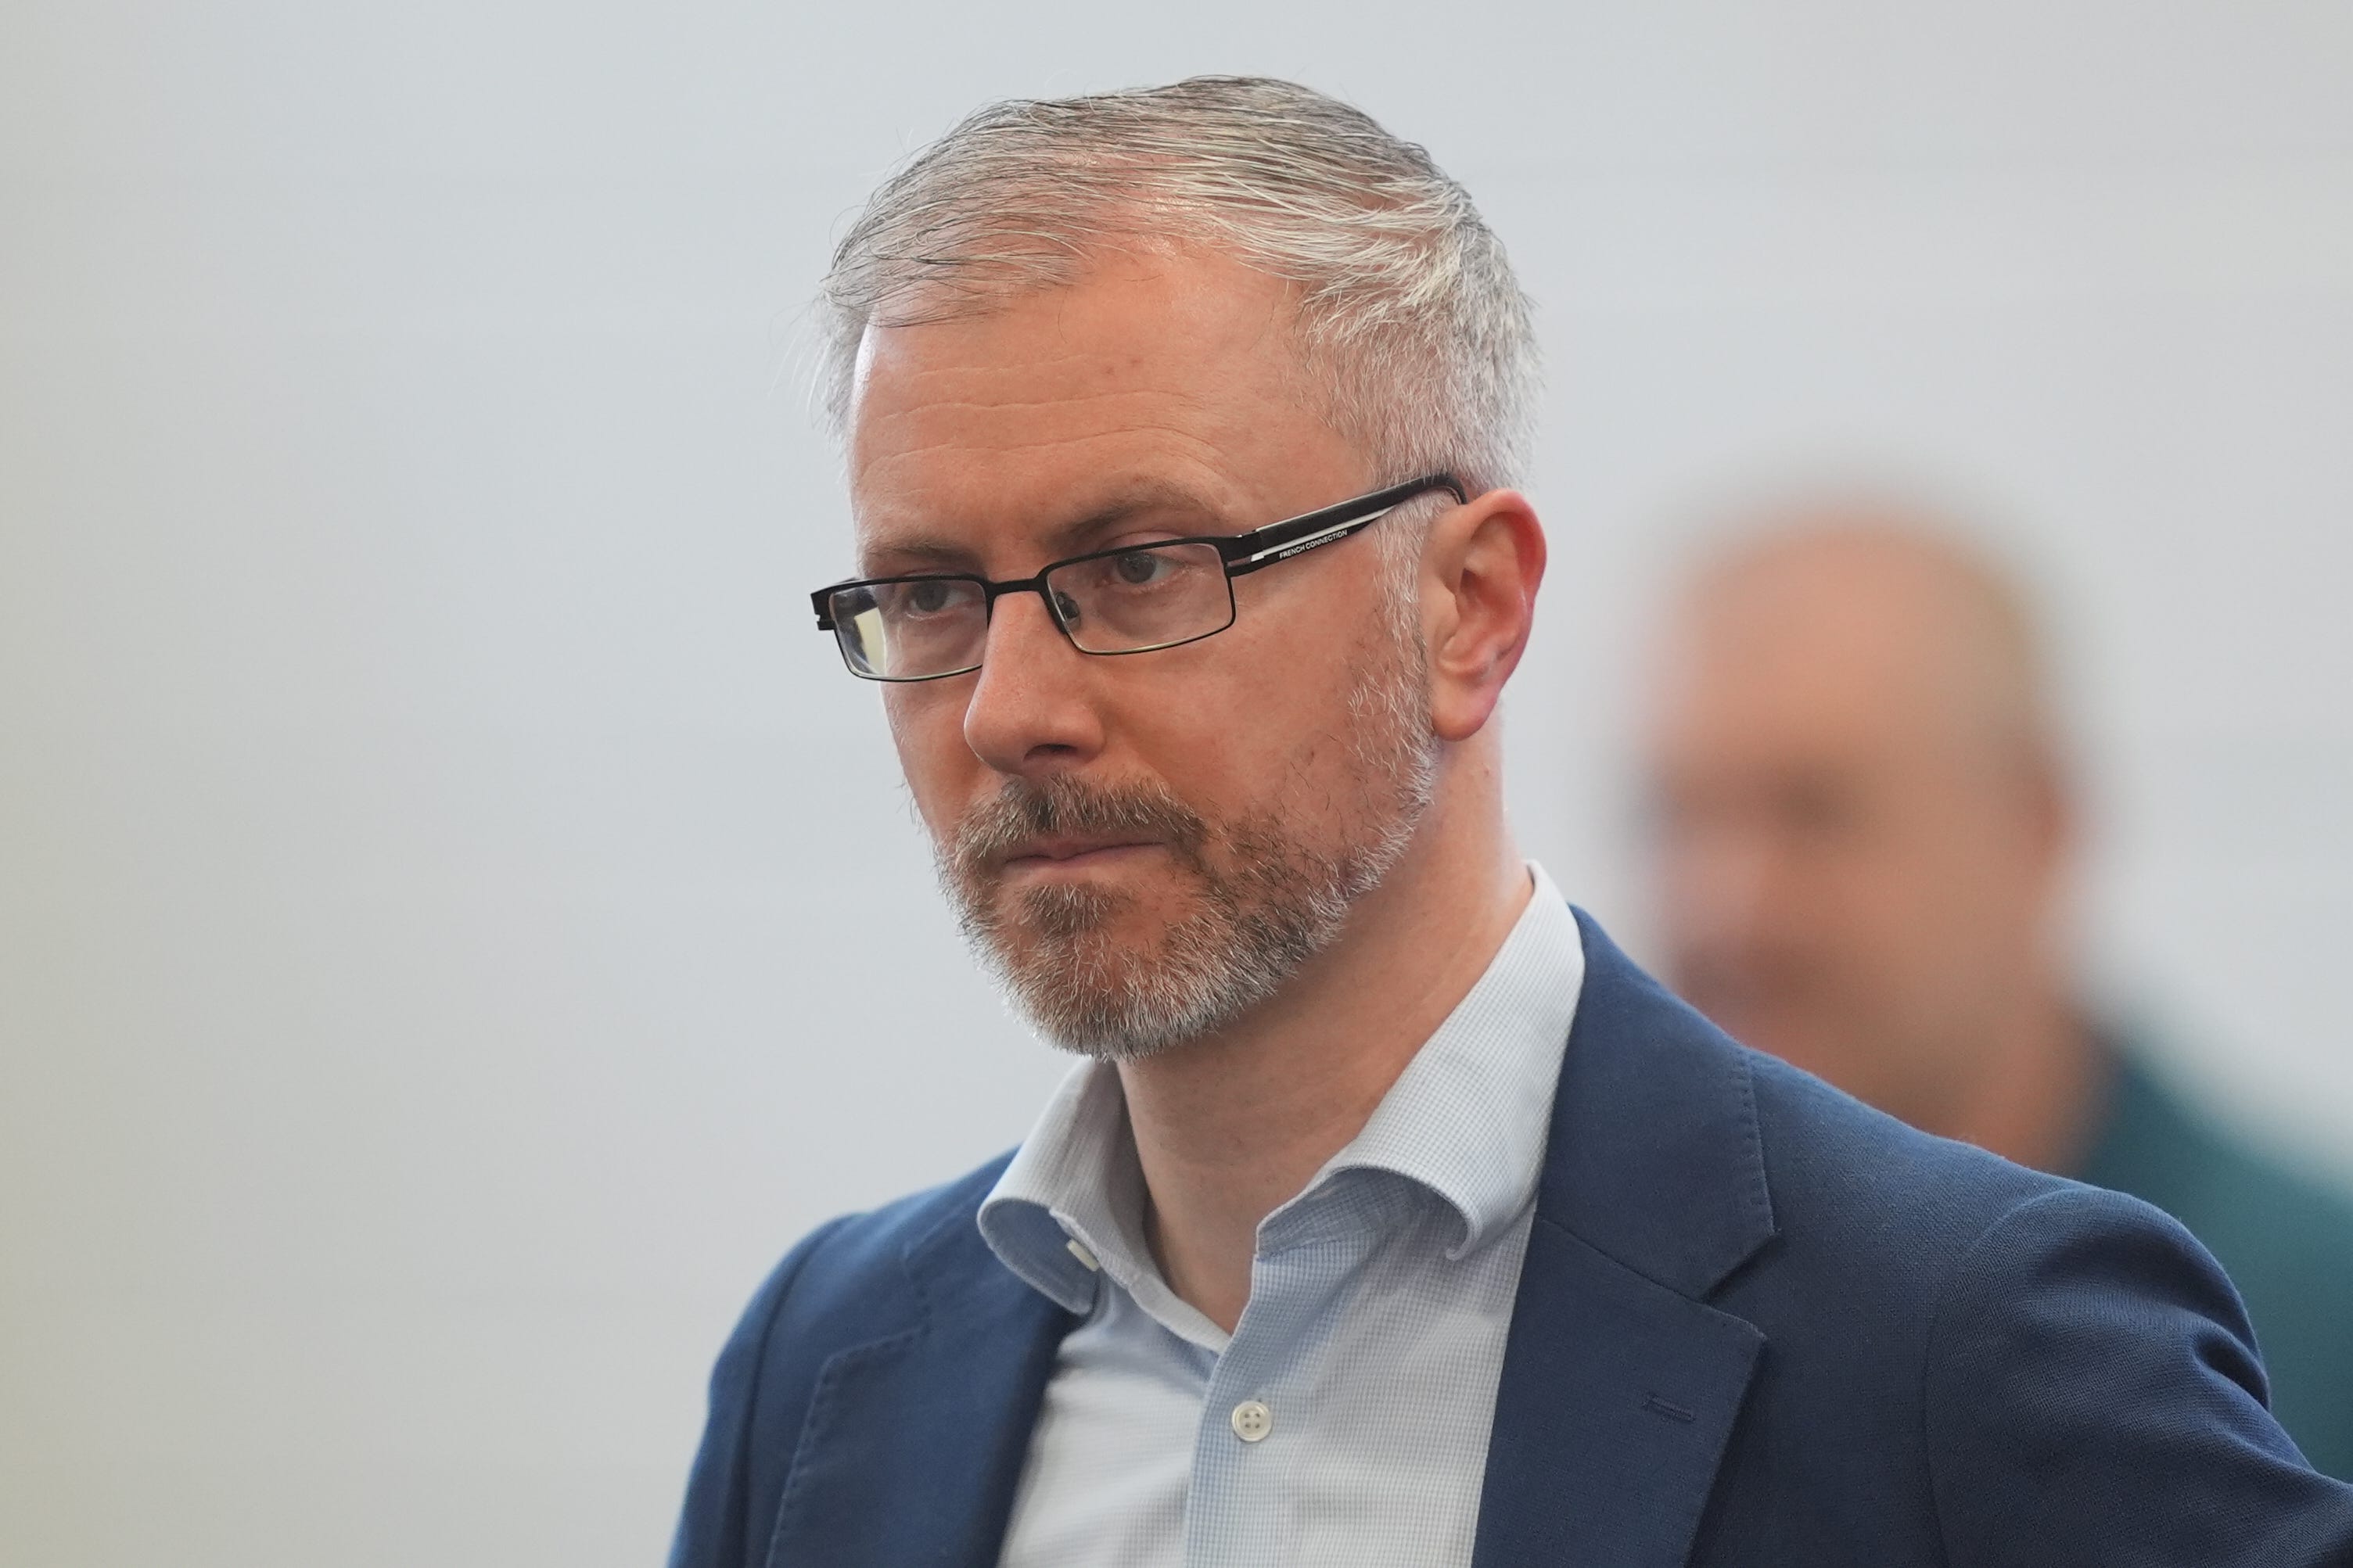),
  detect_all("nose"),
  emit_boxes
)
[961,587,1106,779]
